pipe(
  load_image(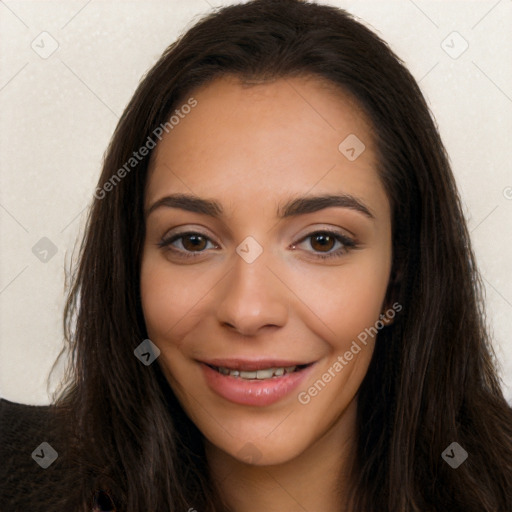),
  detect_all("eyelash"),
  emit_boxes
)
[157,229,358,261]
